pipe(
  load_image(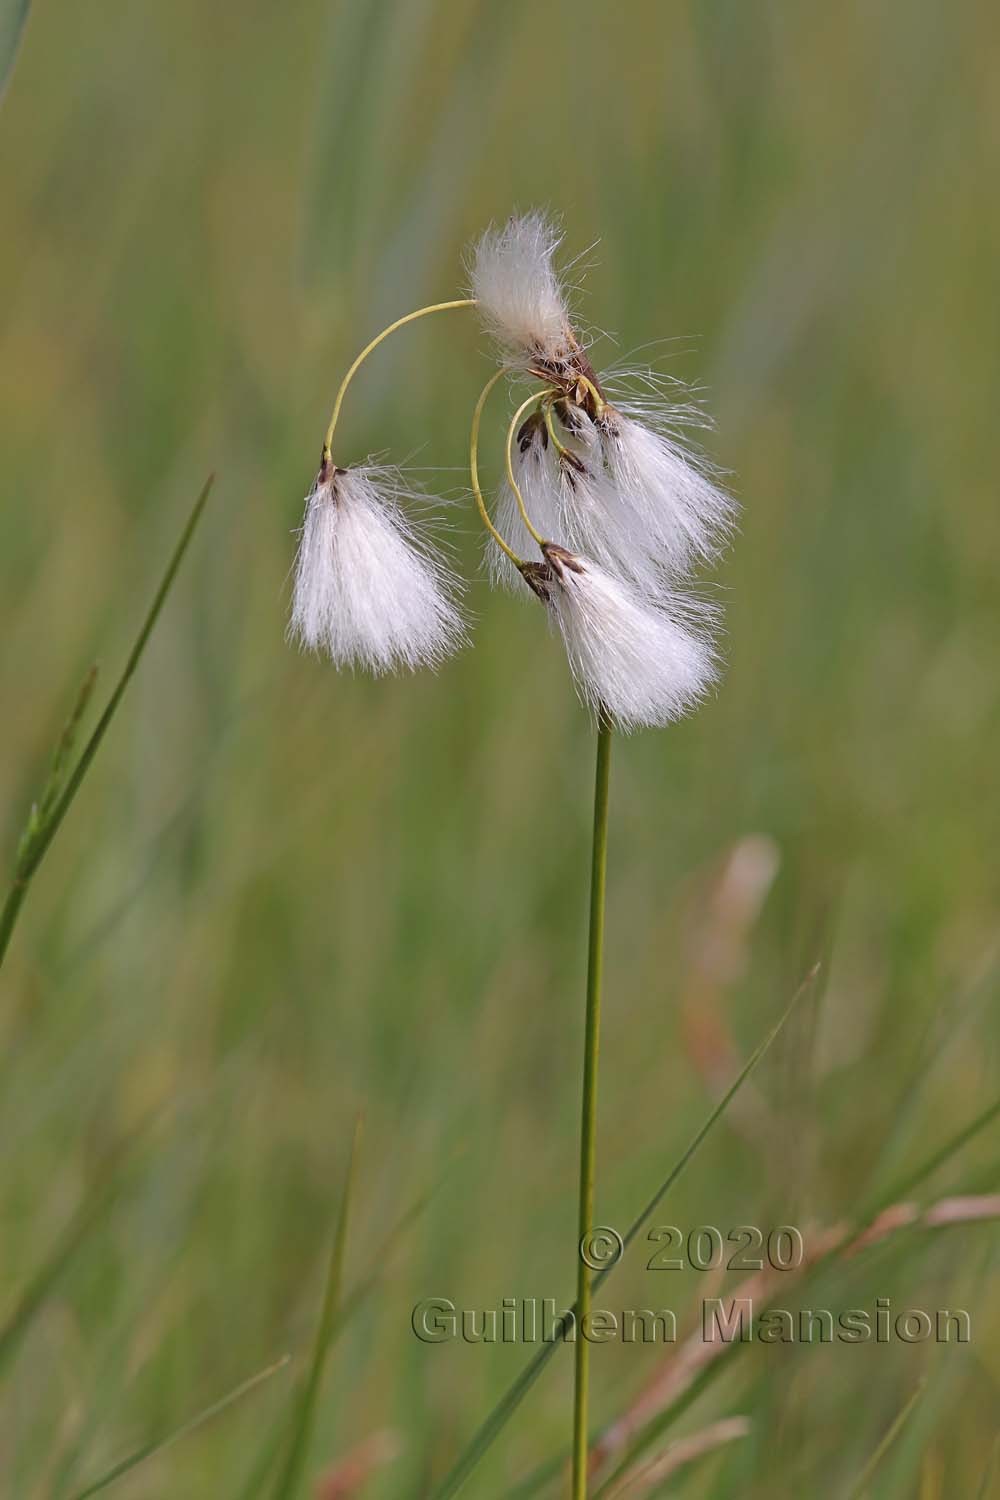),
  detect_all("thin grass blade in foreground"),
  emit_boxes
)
[508,1094,1000,1499]
[588,1098,1000,1496]
[0,474,213,969]
[858,1091,1000,1223]
[238,1152,449,1498]
[5,662,99,939]
[427,970,817,1500]
[69,1355,291,1499]
[27,665,99,830]
[270,1115,362,1500]
[847,1379,925,1500]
